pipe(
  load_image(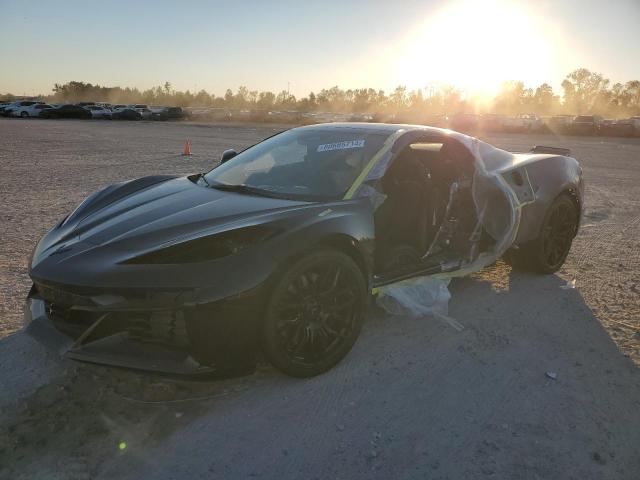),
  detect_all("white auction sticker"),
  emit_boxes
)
[317,139,365,152]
